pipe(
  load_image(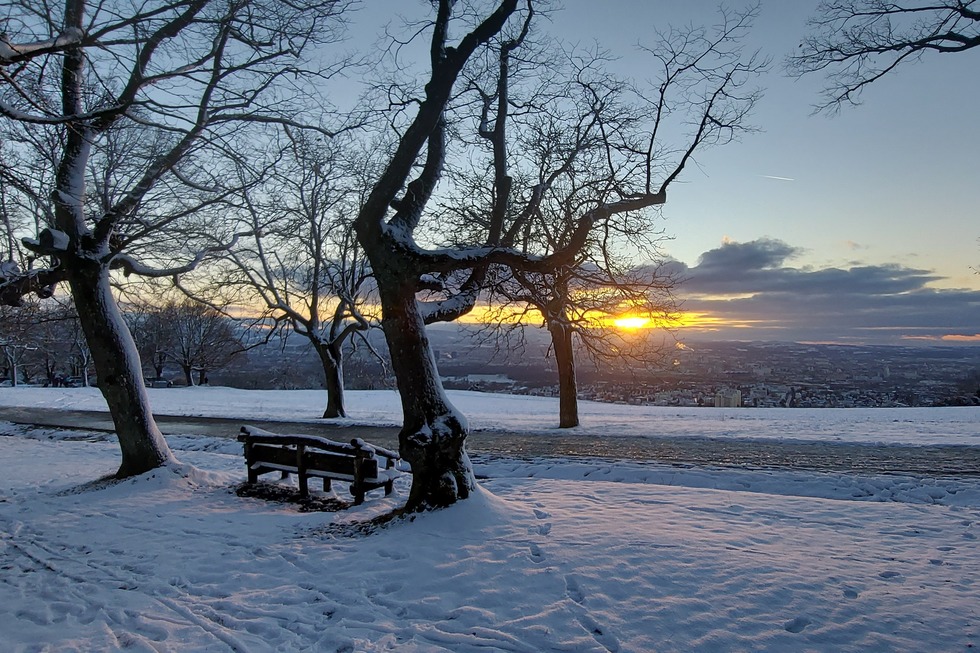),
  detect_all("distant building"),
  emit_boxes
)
[714,389,742,408]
